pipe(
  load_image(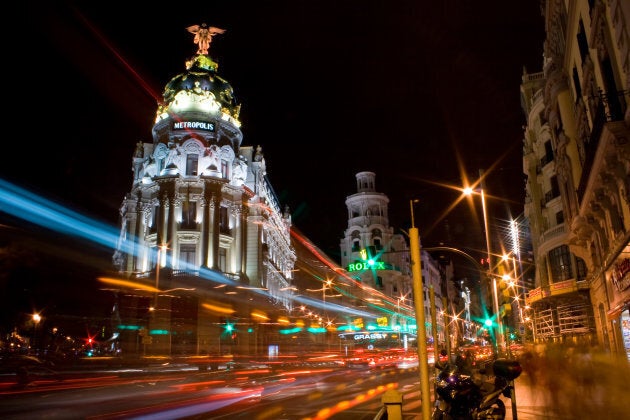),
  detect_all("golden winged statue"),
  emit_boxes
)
[186,23,226,55]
